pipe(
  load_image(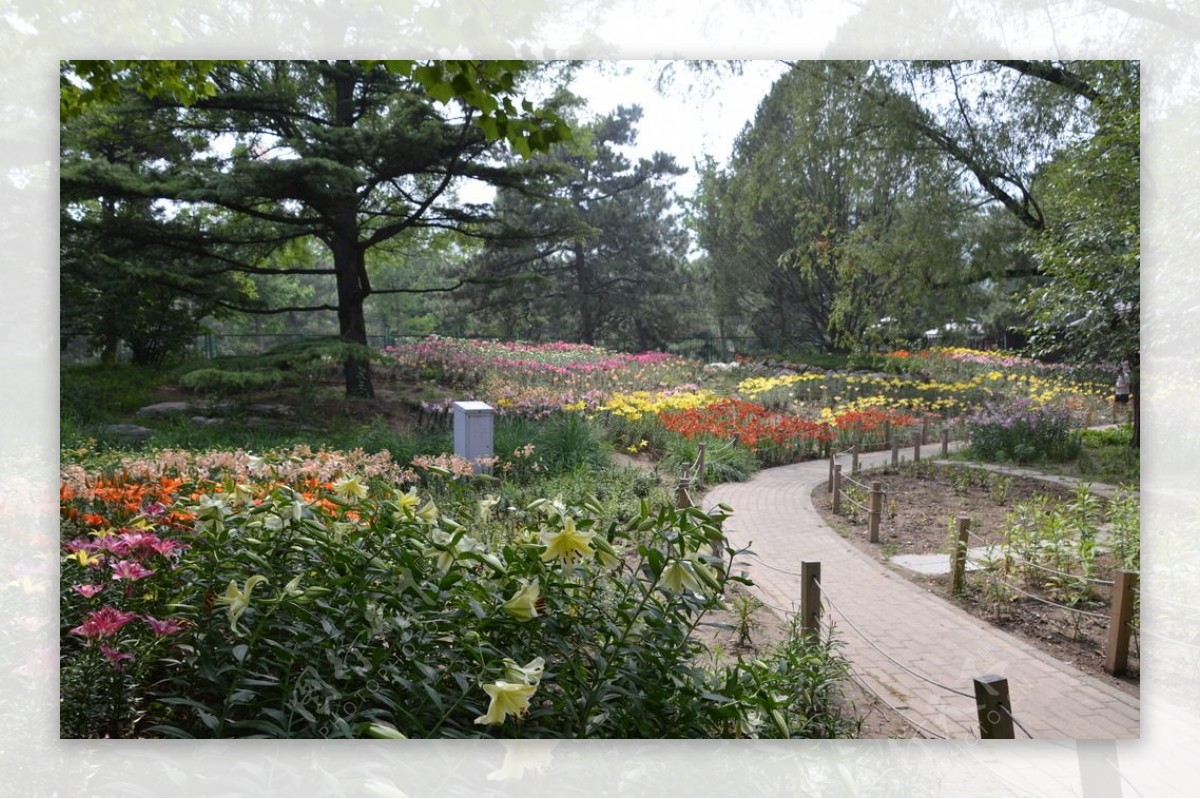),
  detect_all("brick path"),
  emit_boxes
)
[703,448,1140,739]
